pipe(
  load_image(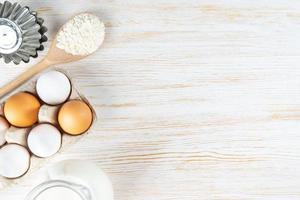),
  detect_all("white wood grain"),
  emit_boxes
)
[2,0,300,199]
